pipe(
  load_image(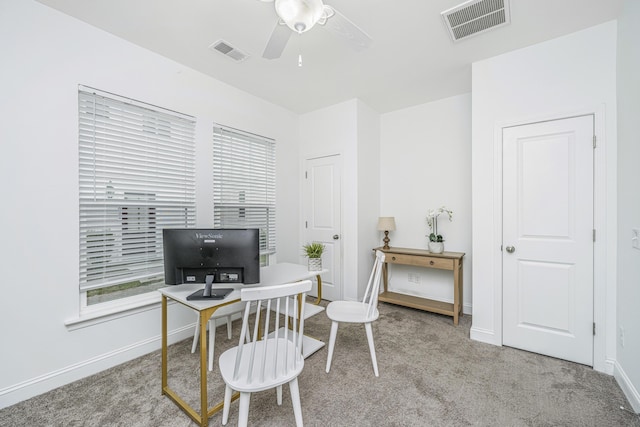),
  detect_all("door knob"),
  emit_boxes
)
[333,234,340,240]
[506,246,516,253]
